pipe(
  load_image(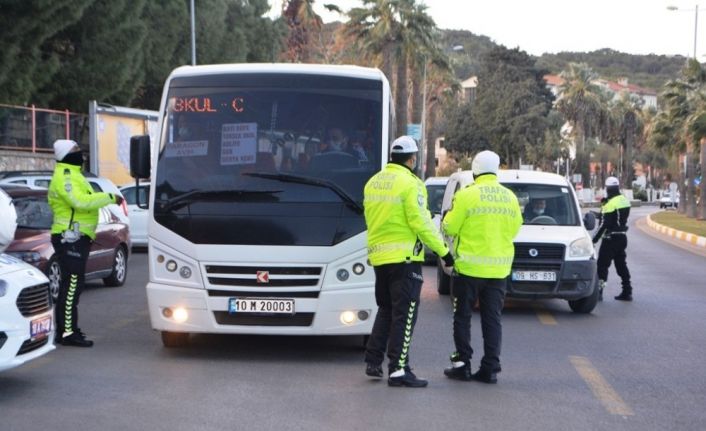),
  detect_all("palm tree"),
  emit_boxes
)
[610,93,645,189]
[343,0,444,137]
[556,63,608,188]
[653,59,706,218]
[282,0,323,63]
